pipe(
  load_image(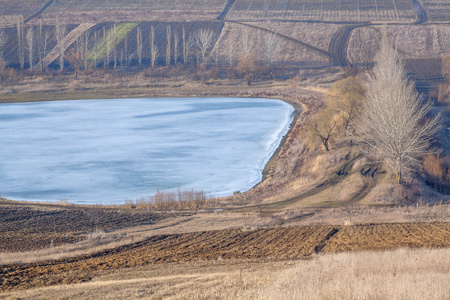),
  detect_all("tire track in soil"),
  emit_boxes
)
[234,153,366,213]
[328,24,368,67]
